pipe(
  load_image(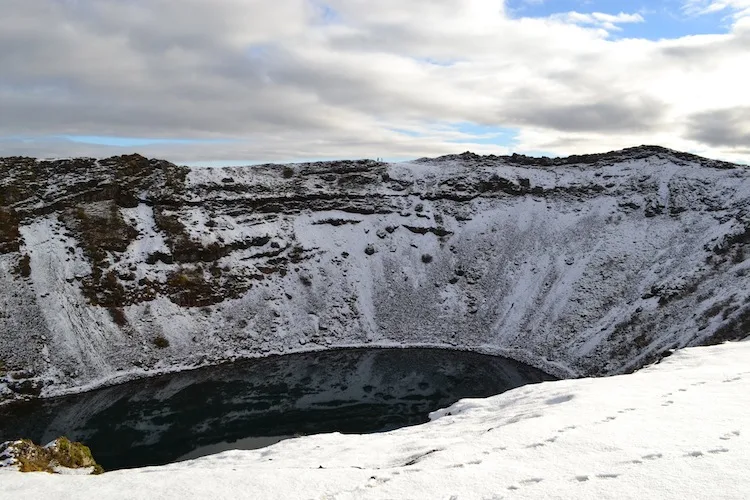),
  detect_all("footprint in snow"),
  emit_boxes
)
[723,376,741,383]
[642,453,663,461]
[685,446,732,457]
[557,425,577,434]
[596,474,620,480]
[519,478,544,485]
[507,478,544,490]
[573,474,620,482]
[545,394,575,405]
[720,431,740,441]
[526,443,545,449]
